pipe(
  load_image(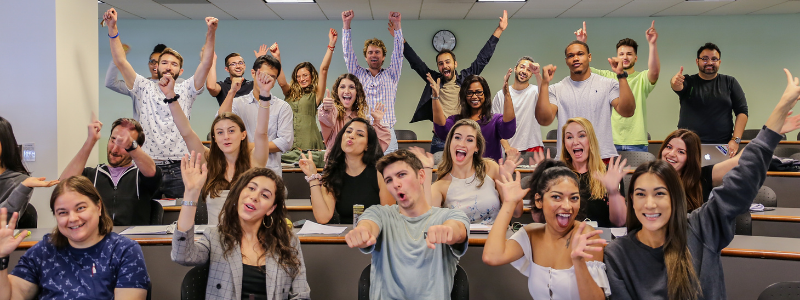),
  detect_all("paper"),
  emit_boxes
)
[156,199,178,207]
[749,203,765,212]
[469,224,492,233]
[120,225,171,235]
[296,221,347,235]
[610,228,628,237]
